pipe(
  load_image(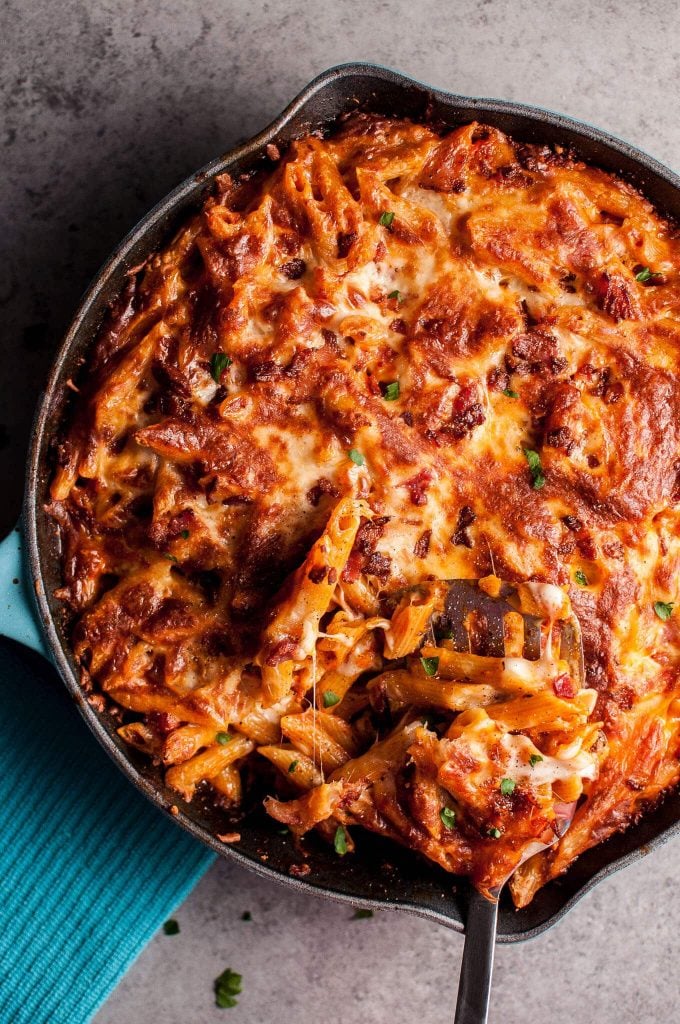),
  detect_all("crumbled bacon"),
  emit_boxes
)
[414,529,432,558]
[594,271,639,322]
[403,469,434,506]
[452,505,476,547]
[553,674,577,699]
